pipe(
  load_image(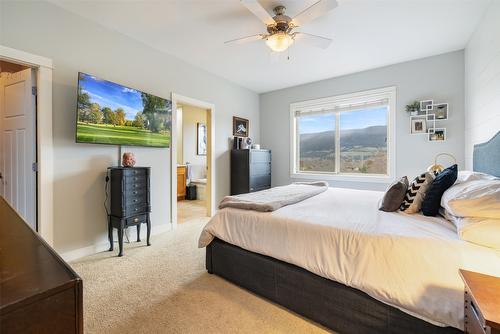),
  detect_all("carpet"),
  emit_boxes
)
[70,221,330,333]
